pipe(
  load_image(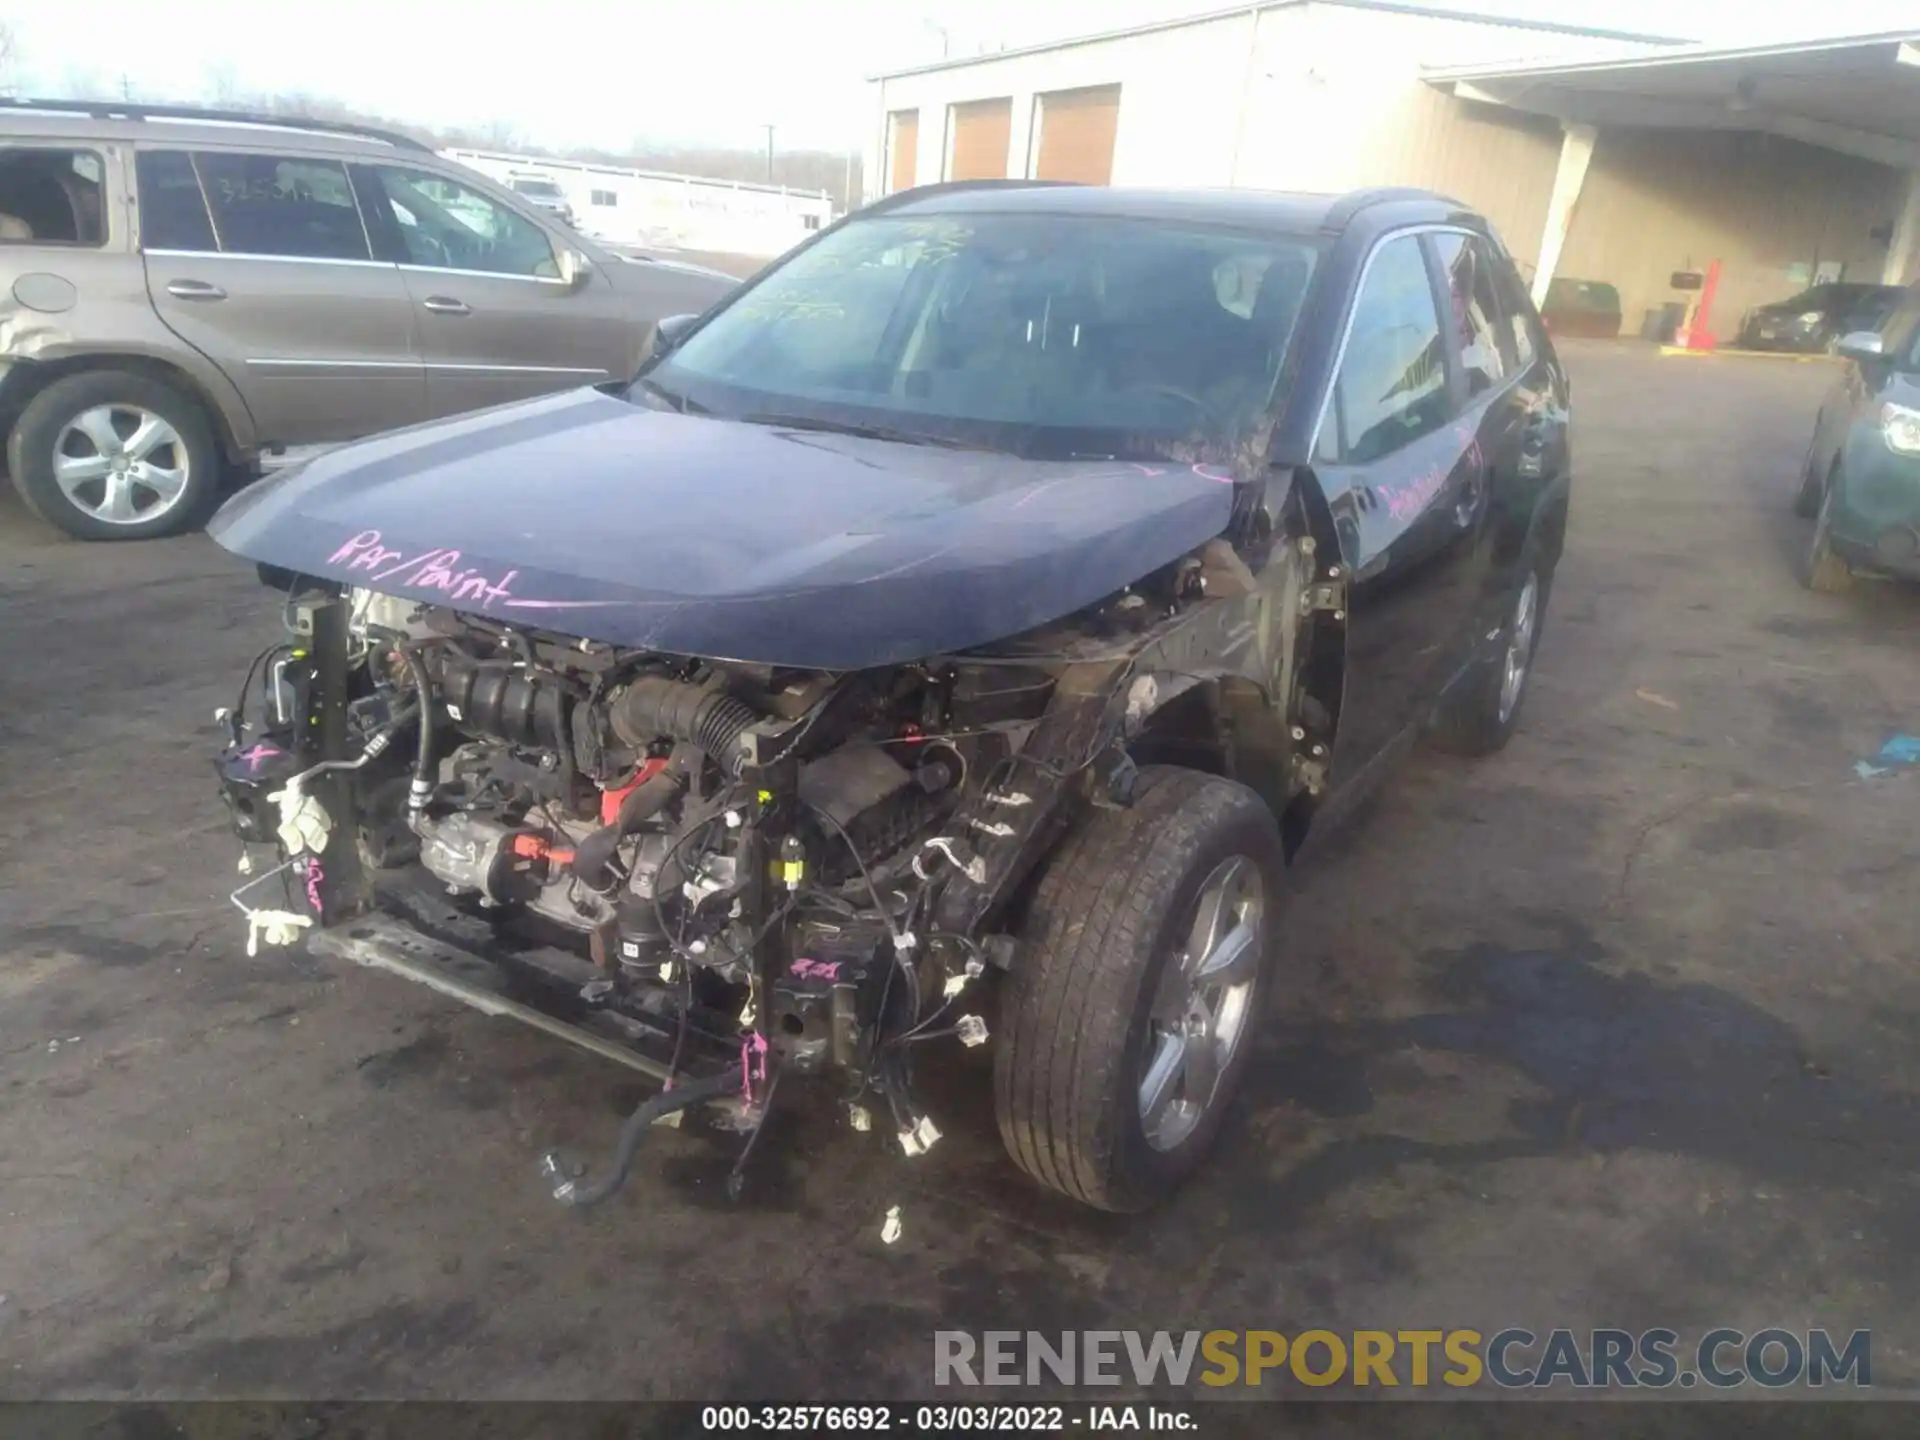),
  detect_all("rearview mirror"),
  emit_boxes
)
[1837,330,1884,361]
[653,313,700,353]
[558,248,594,293]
